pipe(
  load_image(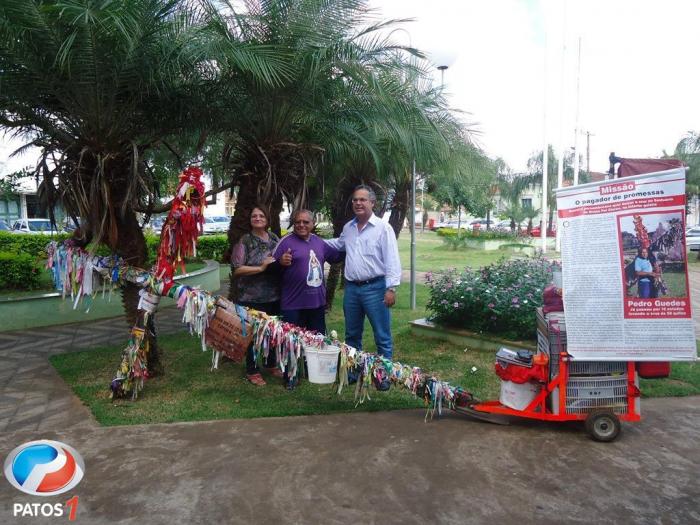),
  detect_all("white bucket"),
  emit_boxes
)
[499,380,540,411]
[304,344,340,384]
